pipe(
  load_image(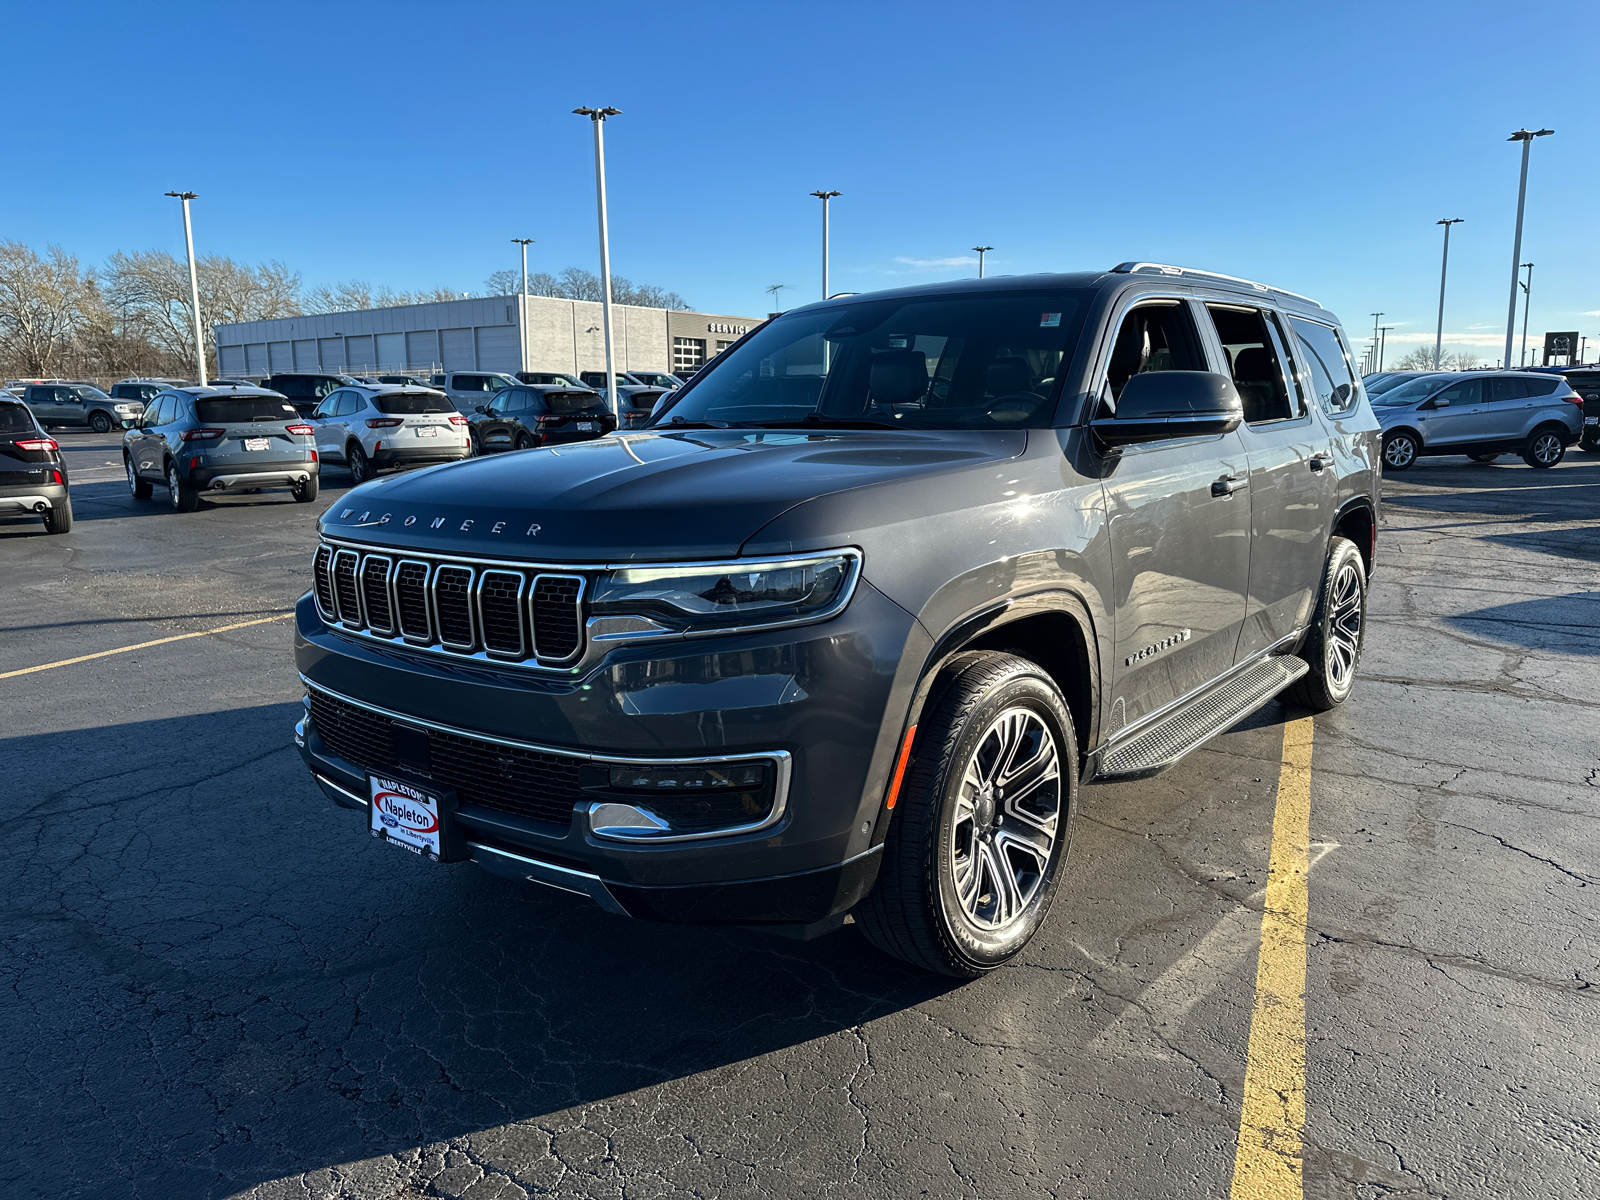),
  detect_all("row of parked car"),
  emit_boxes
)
[1360,367,1597,469]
